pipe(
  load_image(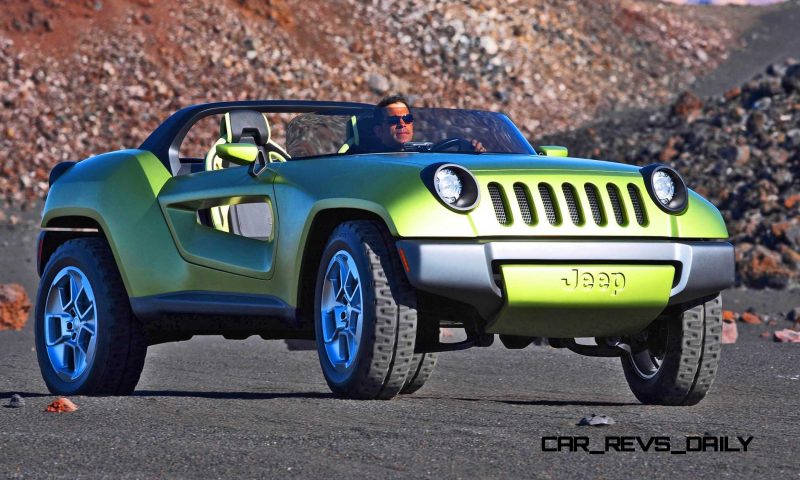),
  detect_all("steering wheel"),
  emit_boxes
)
[430,137,475,153]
